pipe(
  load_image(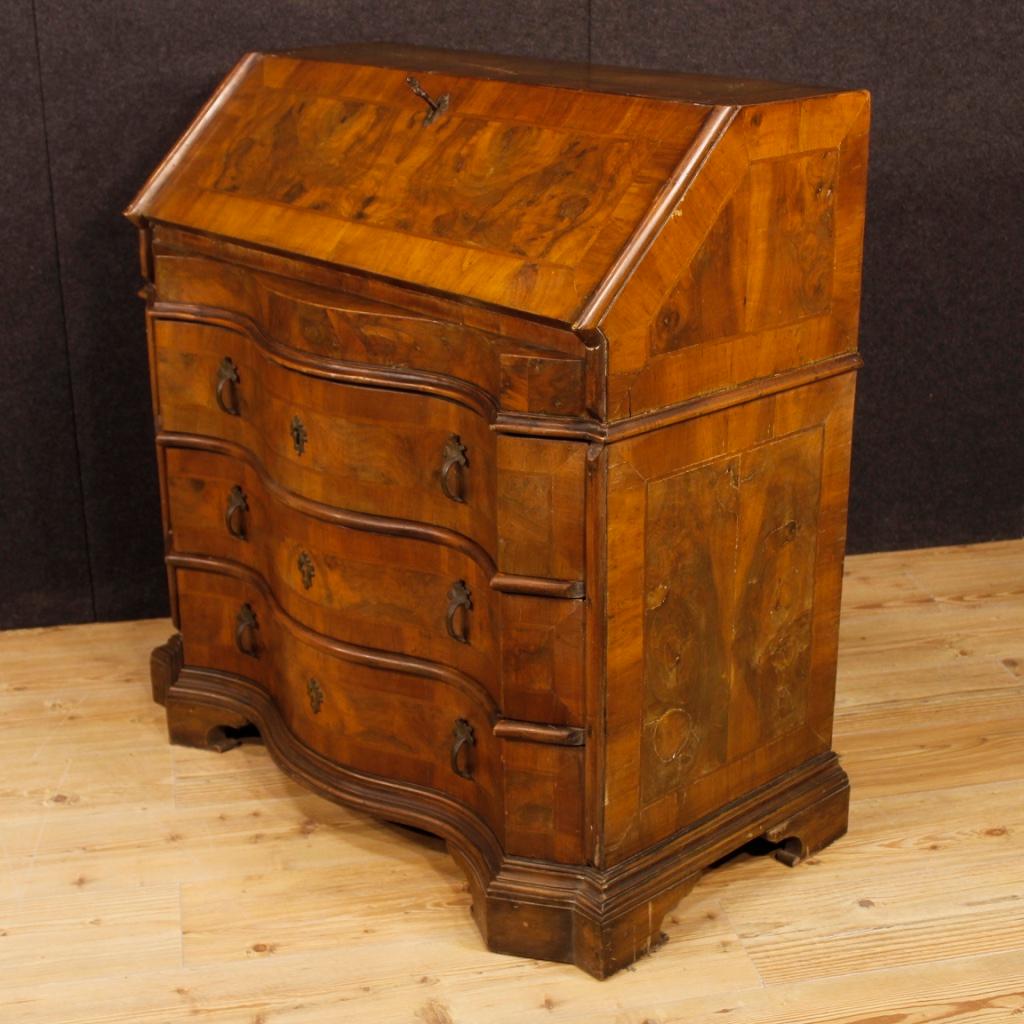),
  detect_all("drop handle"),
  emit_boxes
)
[216,357,241,416]
[440,435,468,503]
[225,485,249,540]
[450,718,475,780]
[234,603,260,658]
[445,580,472,644]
